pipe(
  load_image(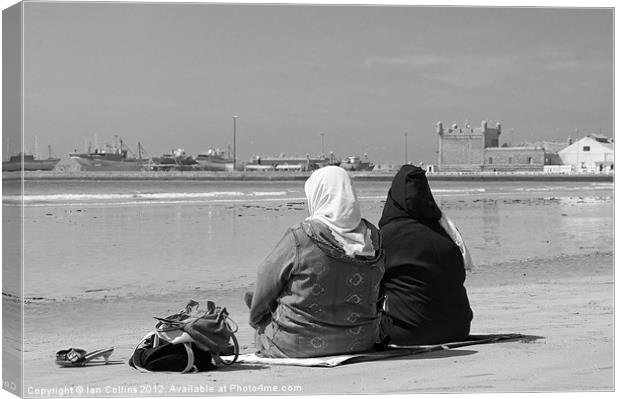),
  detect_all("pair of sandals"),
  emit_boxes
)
[55,347,115,367]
